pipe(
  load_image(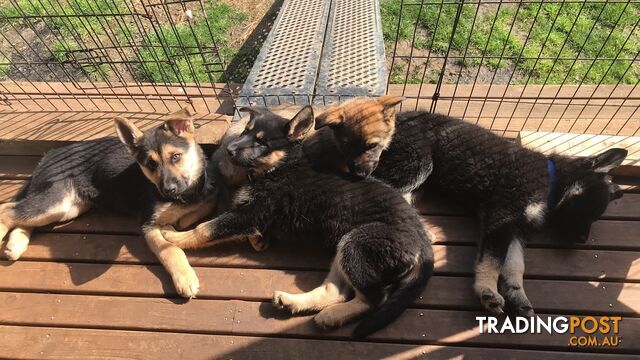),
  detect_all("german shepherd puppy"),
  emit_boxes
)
[161,106,434,338]
[0,109,215,298]
[315,98,627,316]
